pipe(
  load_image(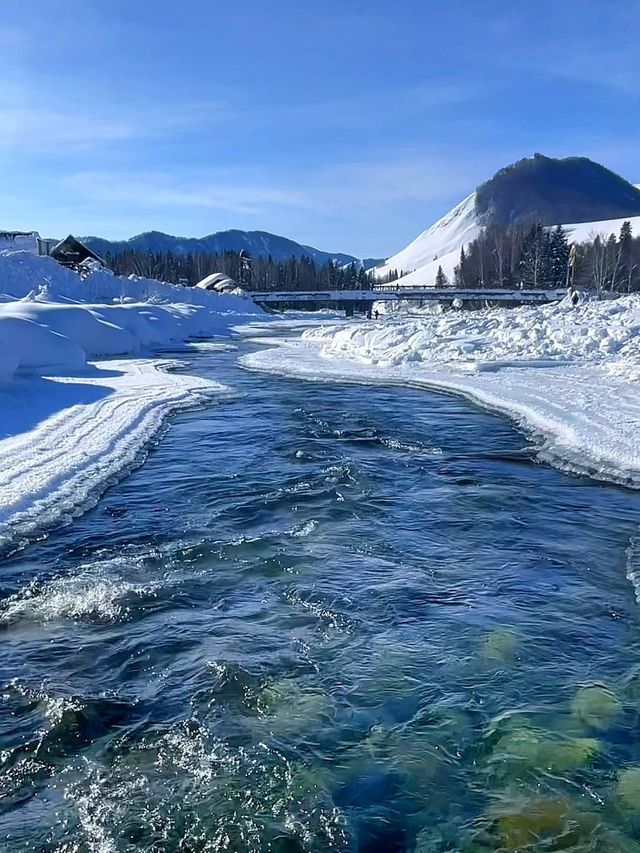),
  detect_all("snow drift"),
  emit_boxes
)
[303,294,640,370]
[0,250,261,384]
